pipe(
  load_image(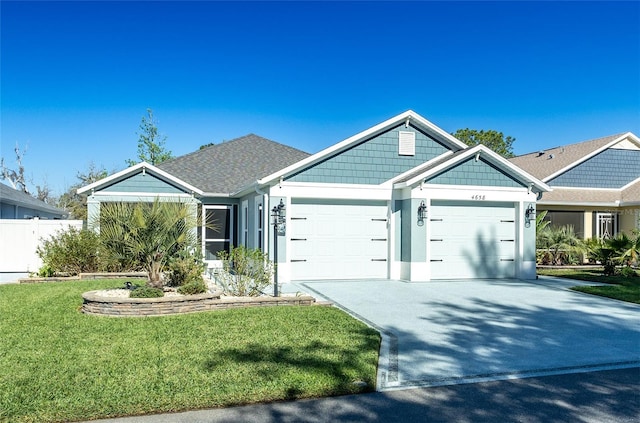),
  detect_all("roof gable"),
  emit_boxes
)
[548,148,640,188]
[78,162,202,196]
[285,123,452,185]
[426,156,524,188]
[257,110,468,187]
[509,132,638,180]
[394,145,550,193]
